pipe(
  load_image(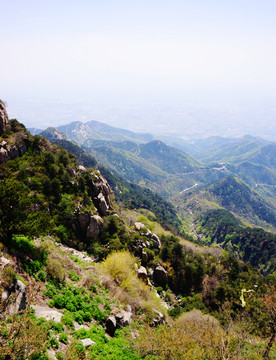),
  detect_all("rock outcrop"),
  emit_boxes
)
[0,103,29,164]
[74,213,104,241]
[0,101,9,135]
[3,279,27,314]
[89,172,112,216]
[72,168,113,241]
[0,140,28,164]
[134,222,161,250]
[106,305,133,336]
